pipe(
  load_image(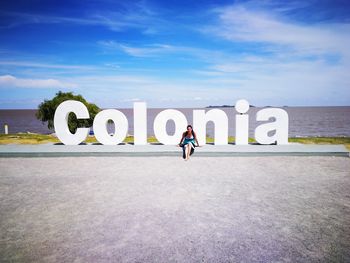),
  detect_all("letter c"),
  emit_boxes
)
[54,100,90,145]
